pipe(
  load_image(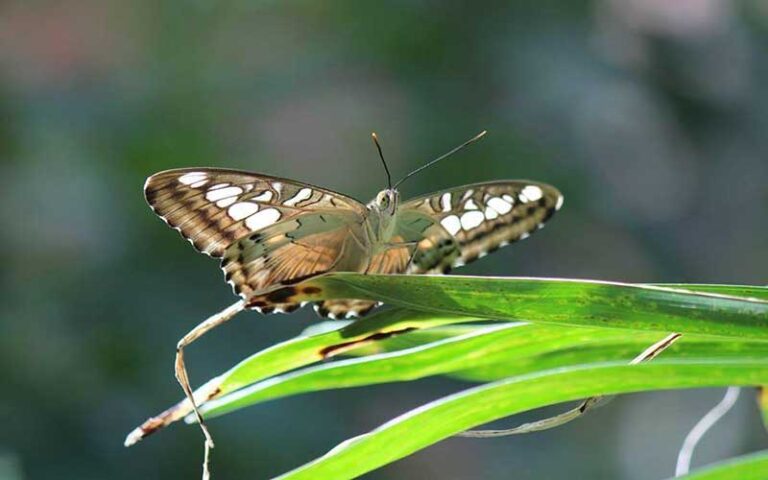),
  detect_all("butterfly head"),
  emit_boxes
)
[372,188,399,216]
